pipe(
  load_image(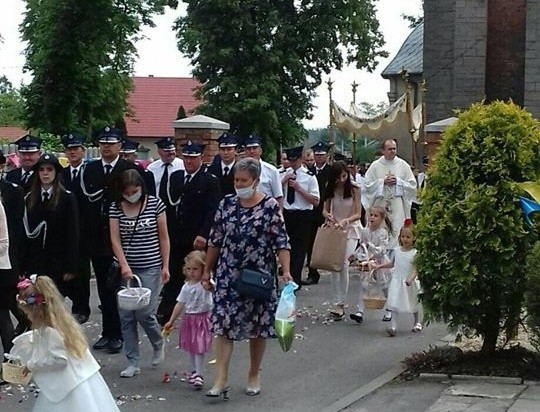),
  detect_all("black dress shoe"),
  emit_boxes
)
[302,277,319,285]
[73,314,89,324]
[92,336,110,350]
[108,339,123,354]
